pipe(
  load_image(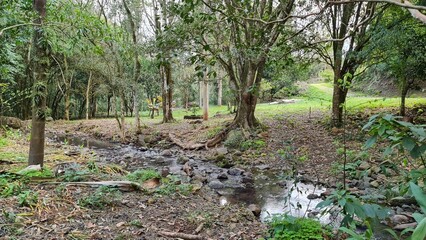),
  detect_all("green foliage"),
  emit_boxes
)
[78,186,122,209]
[240,139,266,151]
[224,130,245,149]
[17,190,38,207]
[19,168,53,178]
[0,173,27,197]
[0,137,9,147]
[316,190,389,227]
[266,215,330,240]
[319,69,333,82]
[126,169,161,183]
[155,175,193,196]
[363,113,426,166]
